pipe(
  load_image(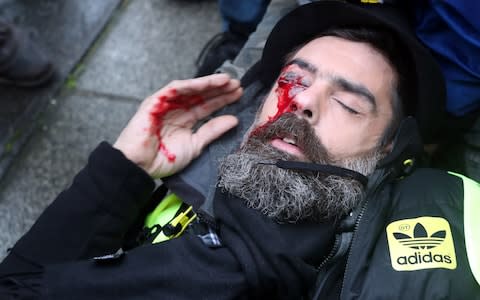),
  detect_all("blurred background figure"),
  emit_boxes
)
[0,20,53,87]
[195,0,270,77]
[411,0,480,180]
